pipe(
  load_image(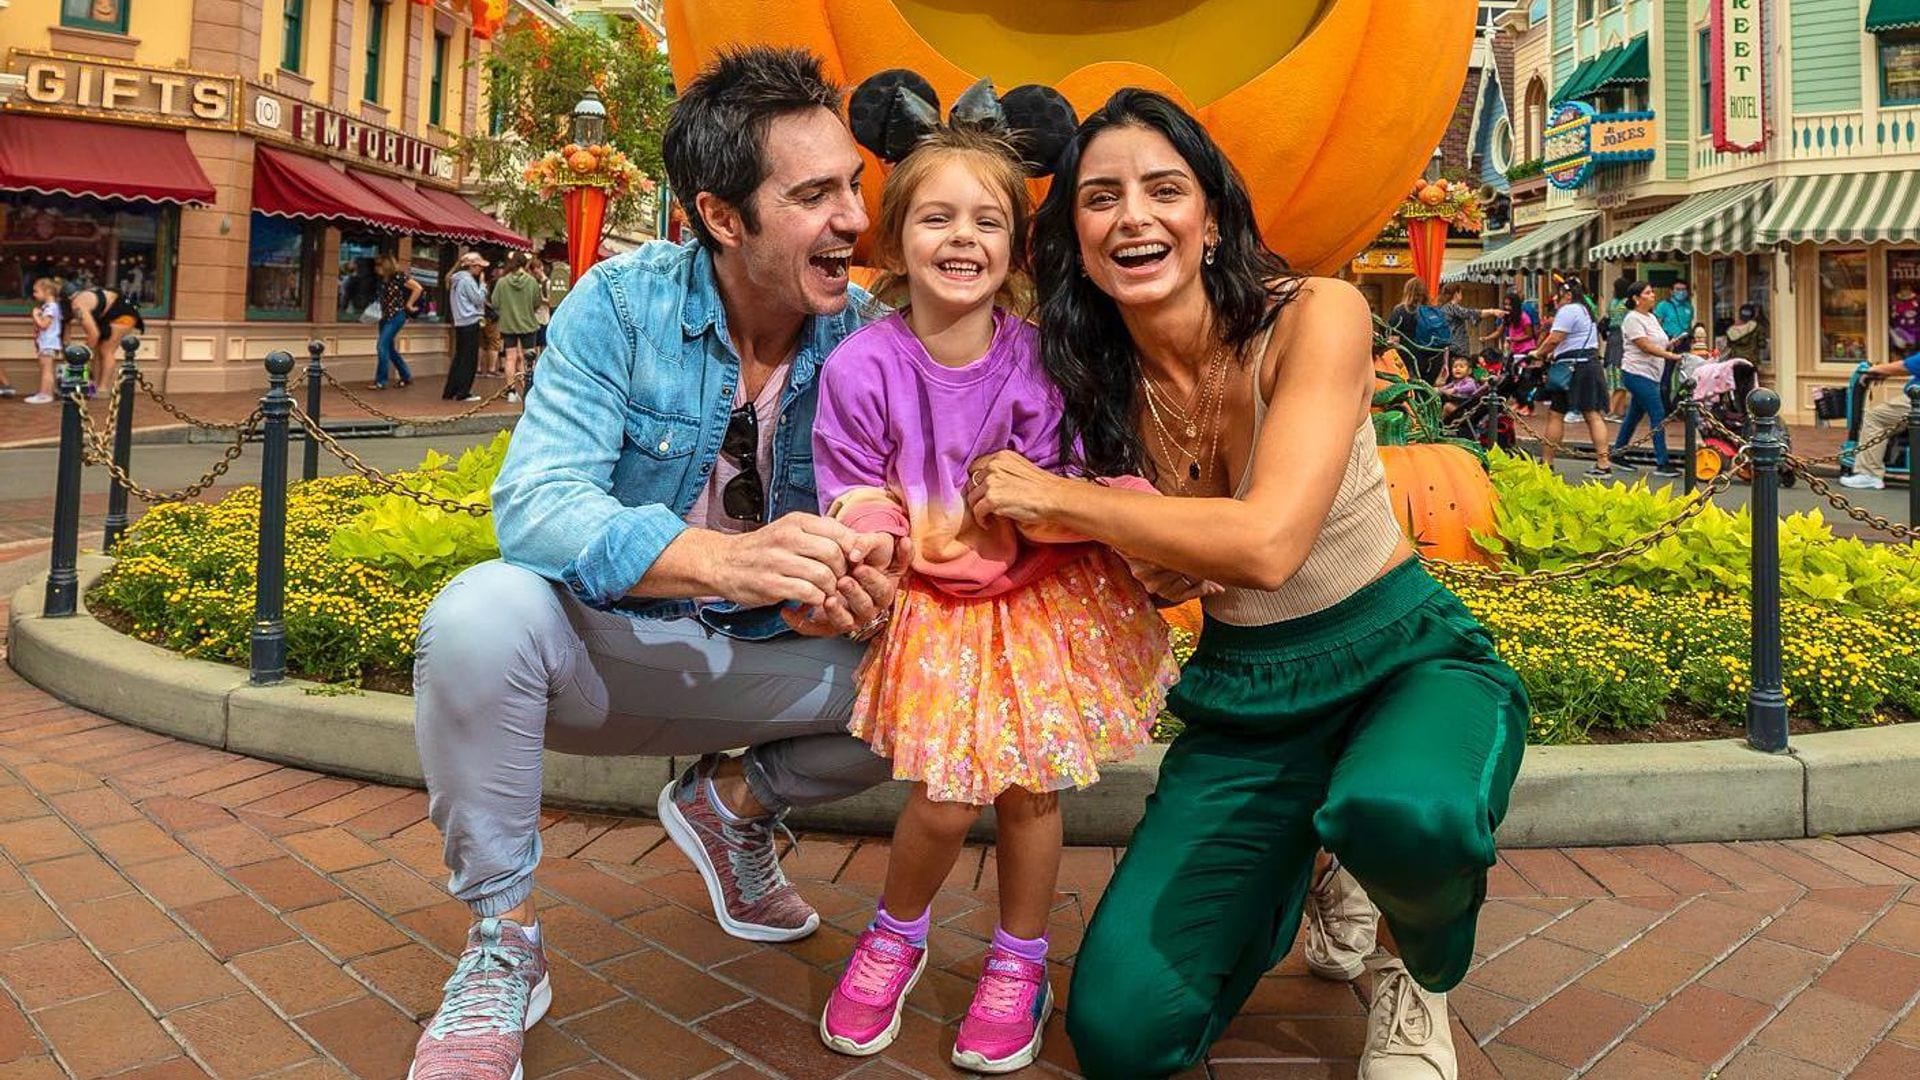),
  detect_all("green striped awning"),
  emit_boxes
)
[1589,181,1772,260]
[1868,0,1920,33]
[1555,37,1649,103]
[1755,172,1920,245]
[1554,52,1610,103]
[1444,214,1602,284]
